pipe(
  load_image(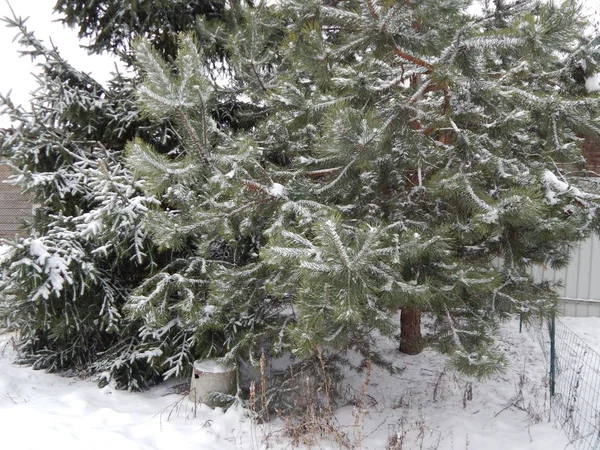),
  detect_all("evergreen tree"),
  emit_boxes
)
[128,0,600,380]
[0,2,254,389]
[125,19,291,379]
[0,16,165,388]
[53,0,252,61]
[3,0,599,394]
